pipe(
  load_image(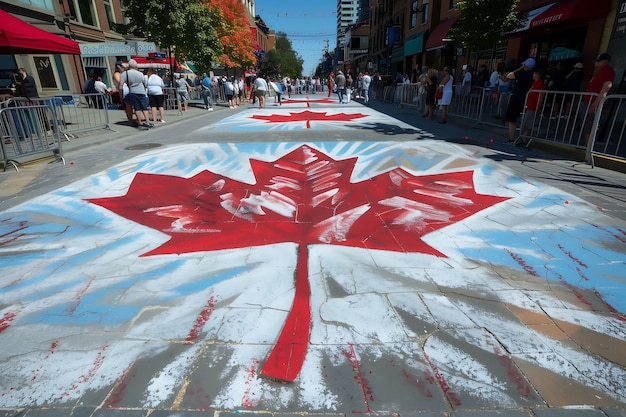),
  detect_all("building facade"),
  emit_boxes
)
[362,0,619,88]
